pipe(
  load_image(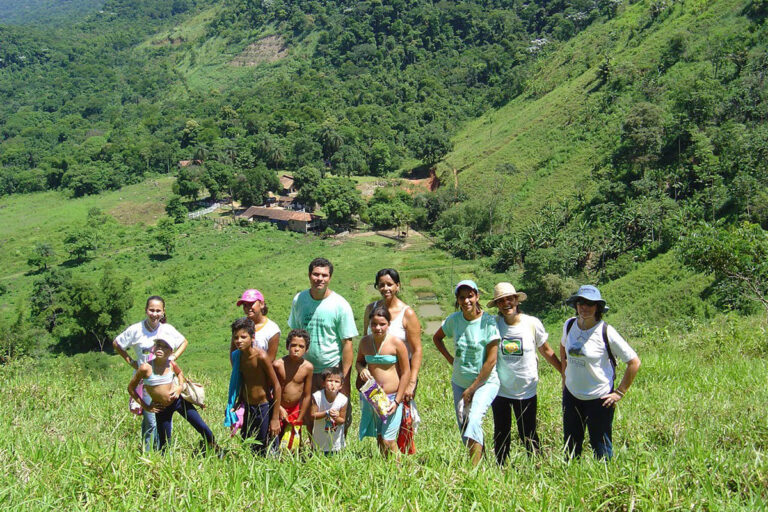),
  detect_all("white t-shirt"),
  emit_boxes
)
[311,389,348,452]
[496,314,548,400]
[561,318,637,400]
[115,321,185,365]
[252,318,280,352]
